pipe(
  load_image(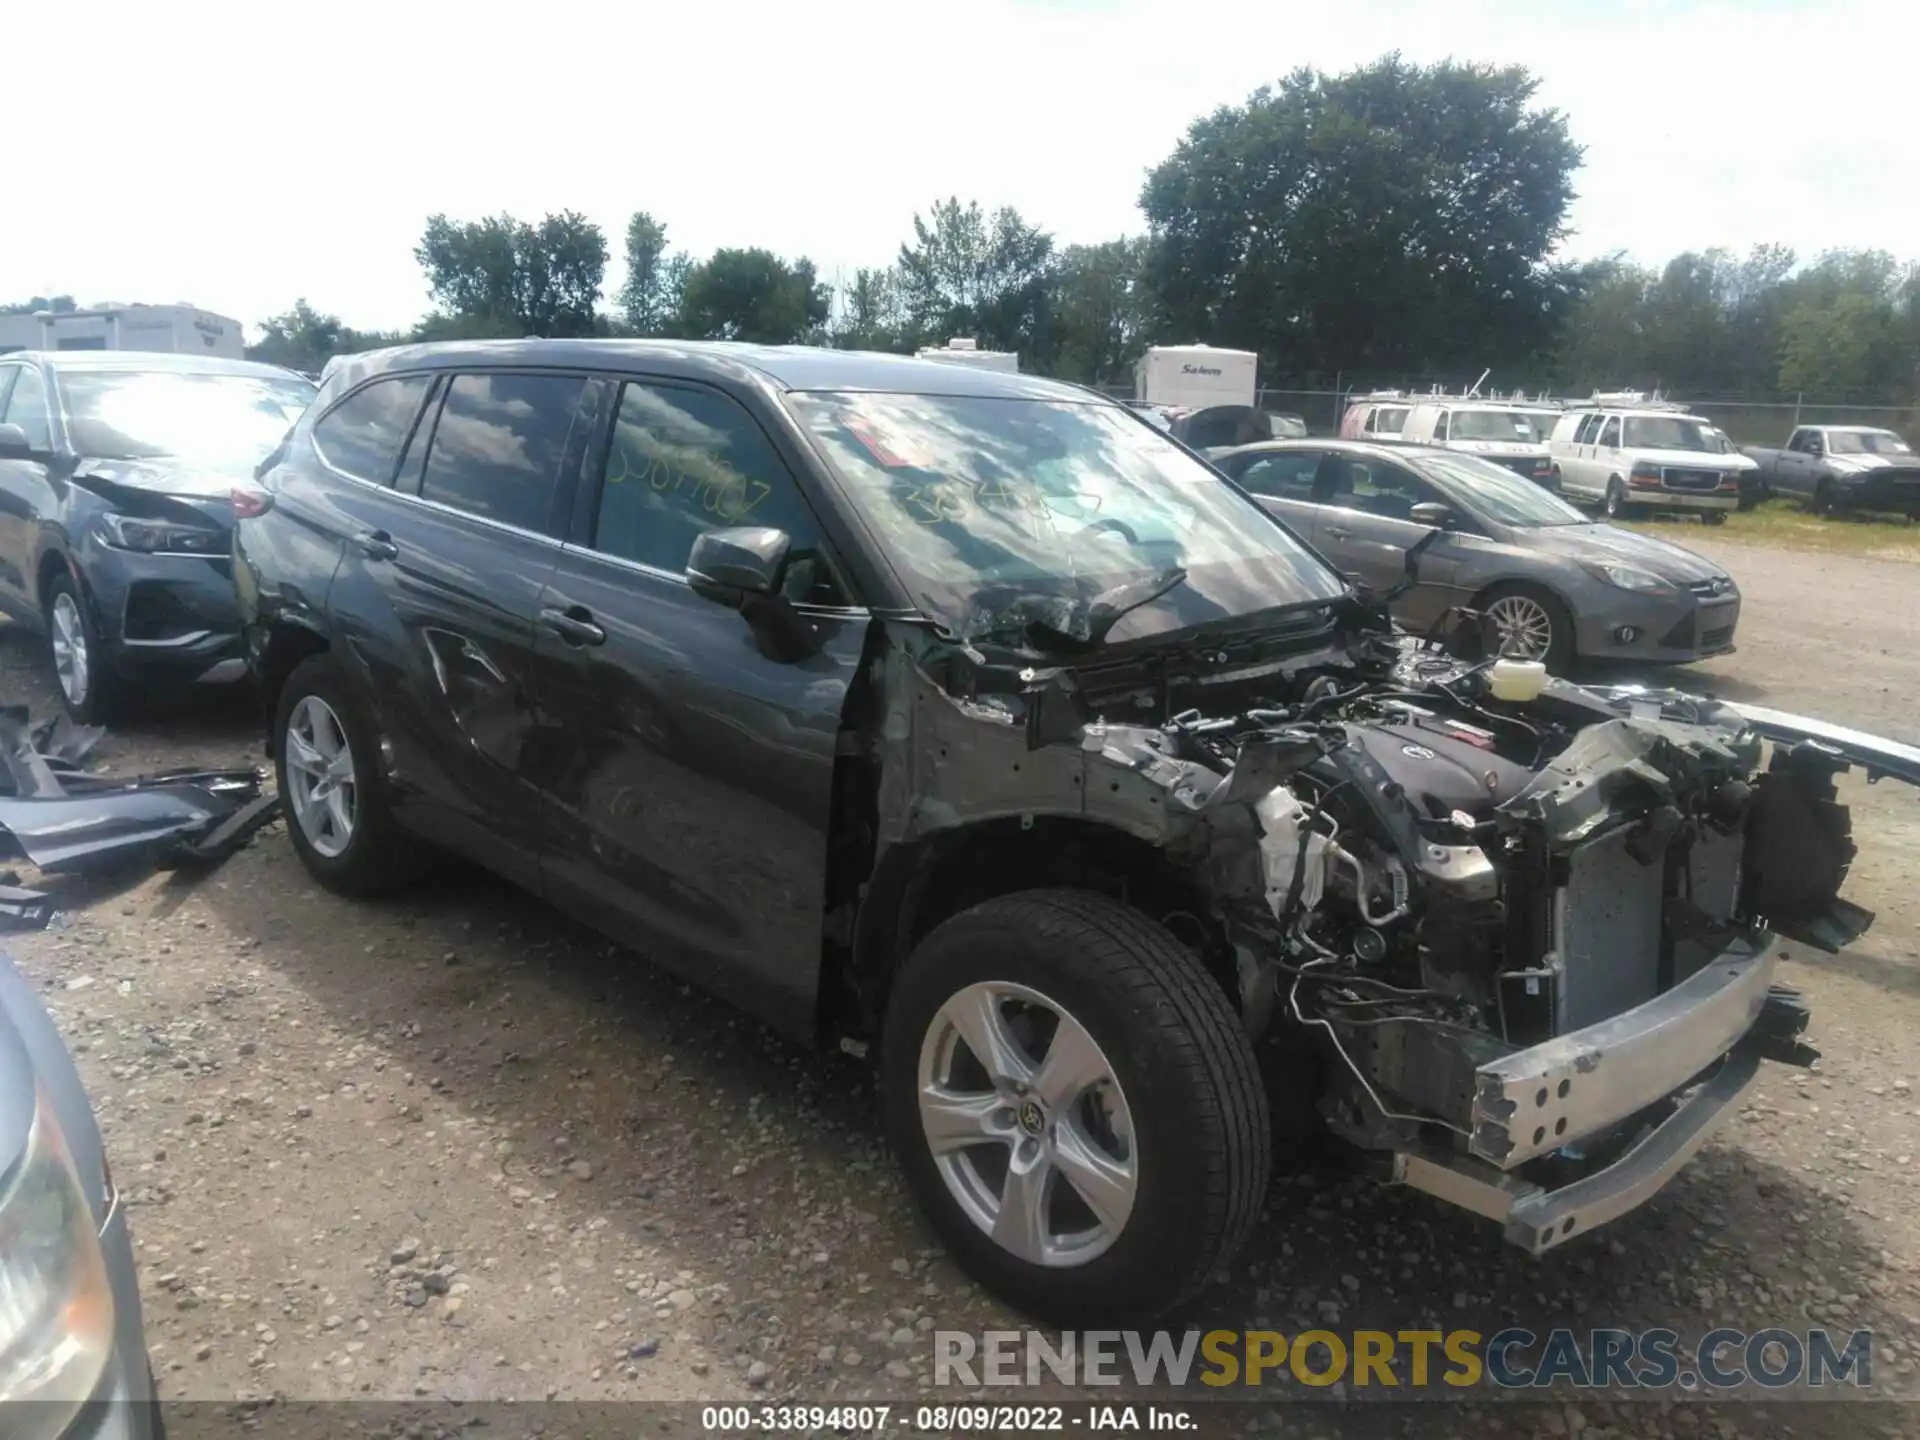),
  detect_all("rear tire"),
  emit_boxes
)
[1603,478,1629,520]
[1703,511,1727,526]
[274,654,423,897]
[881,889,1270,1325]
[43,569,126,727]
